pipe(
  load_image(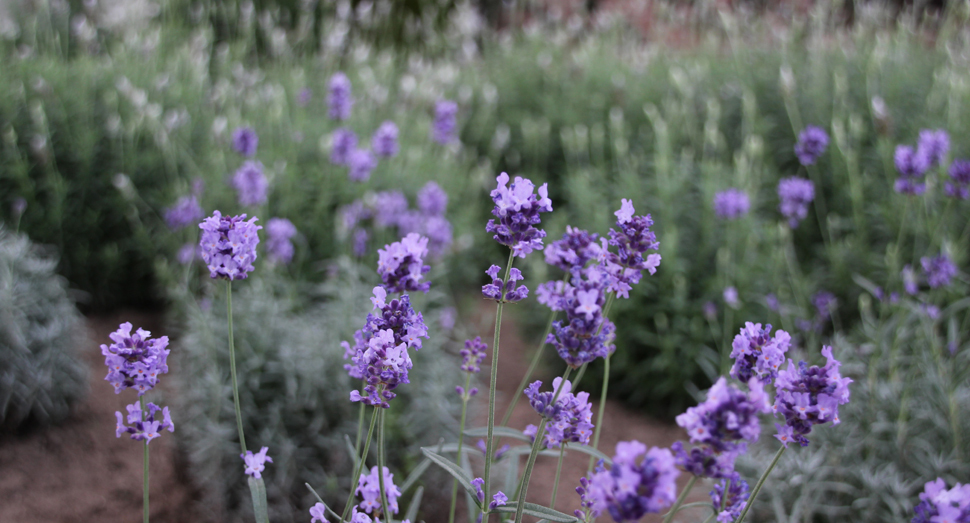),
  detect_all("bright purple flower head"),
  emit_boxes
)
[348,149,377,182]
[777,177,814,228]
[377,233,431,294]
[713,189,750,220]
[348,329,412,408]
[460,336,487,374]
[372,121,399,158]
[432,100,458,145]
[917,128,950,167]
[773,346,852,447]
[600,199,661,298]
[199,211,261,280]
[912,478,970,523]
[331,128,358,166]
[265,217,297,264]
[114,401,174,443]
[309,502,327,523]
[523,377,595,448]
[545,226,602,273]
[794,126,829,166]
[232,160,269,207]
[671,443,738,480]
[101,322,170,395]
[486,172,552,258]
[546,267,616,367]
[482,264,529,303]
[232,127,258,157]
[417,181,448,216]
[241,446,272,479]
[675,377,770,454]
[946,160,970,199]
[730,322,791,384]
[328,72,353,121]
[586,441,680,521]
[164,195,204,230]
[356,466,401,515]
[895,145,929,195]
[710,475,750,523]
[922,254,957,289]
